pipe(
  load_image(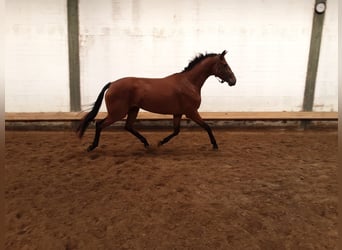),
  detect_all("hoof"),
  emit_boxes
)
[158,141,163,147]
[213,145,219,150]
[144,143,150,148]
[87,145,96,152]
